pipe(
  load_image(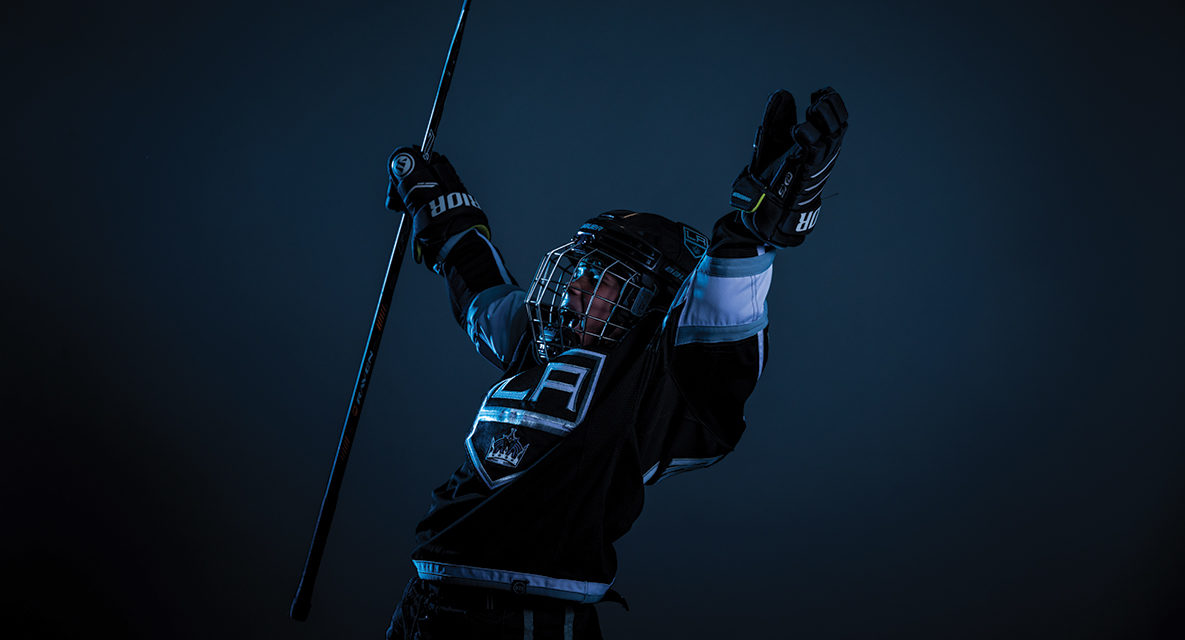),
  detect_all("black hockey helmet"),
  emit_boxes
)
[524,210,709,362]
